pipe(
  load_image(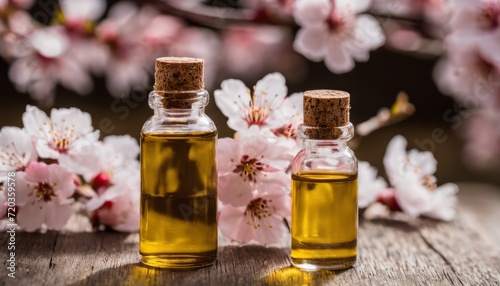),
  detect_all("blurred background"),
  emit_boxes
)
[1,0,499,186]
